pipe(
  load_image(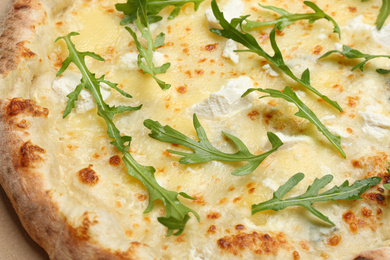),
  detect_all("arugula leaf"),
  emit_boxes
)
[376,0,390,30]
[117,0,172,90]
[377,68,390,74]
[320,45,390,72]
[388,162,390,174]
[116,0,204,90]
[116,0,204,25]
[245,1,340,38]
[125,16,171,90]
[55,32,141,120]
[252,173,381,225]
[243,86,345,157]
[385,183,390,190]
[56,32,199,236]
[144,114,283,176]
[210,0,342,112]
